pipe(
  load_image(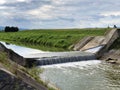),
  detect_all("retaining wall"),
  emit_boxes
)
[73,36,94,51]
[0,43,37,67]
[96,29,120,58]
